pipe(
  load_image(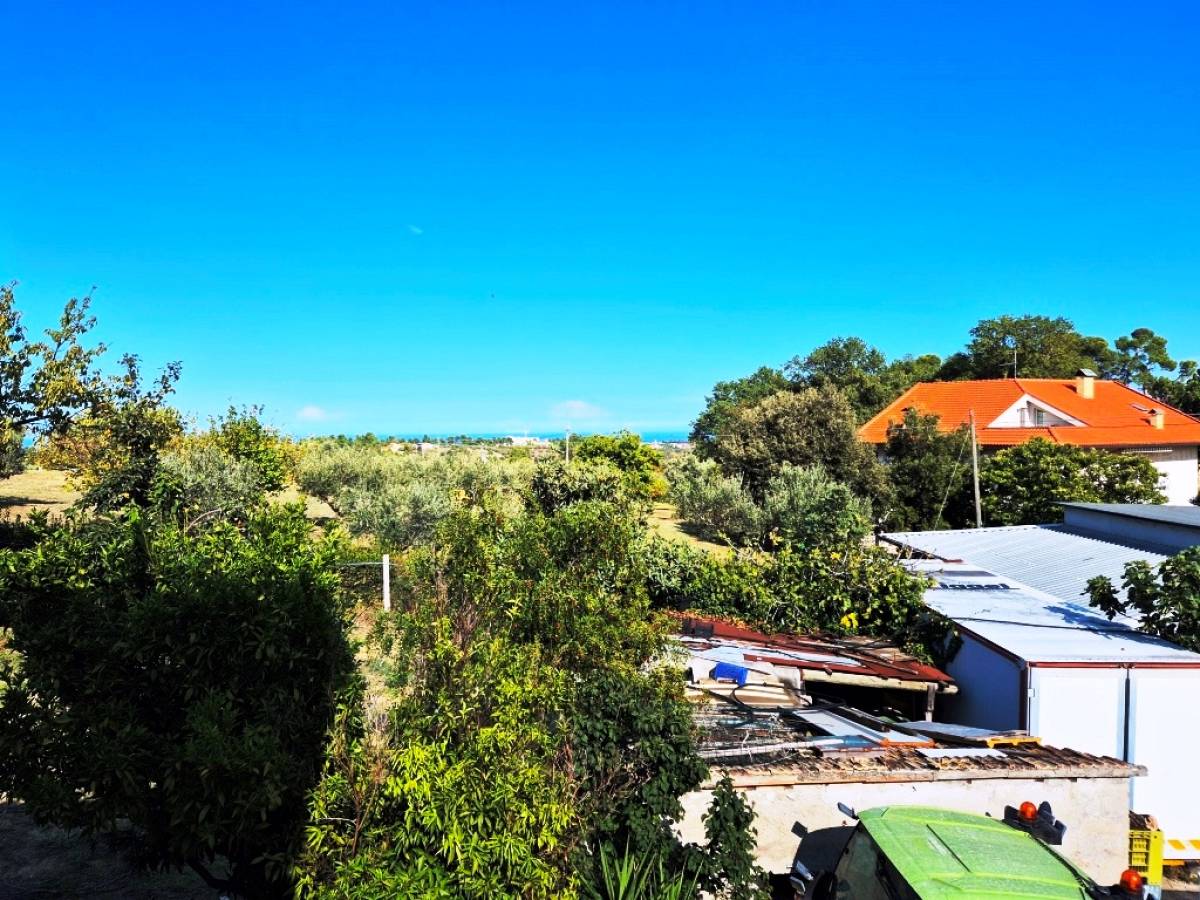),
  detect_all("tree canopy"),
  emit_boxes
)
[1,285,107,477]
